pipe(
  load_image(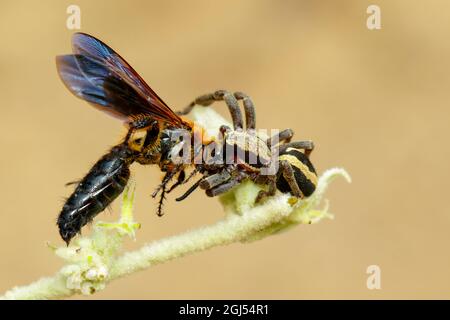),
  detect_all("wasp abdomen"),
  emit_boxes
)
[58,144,134,244]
